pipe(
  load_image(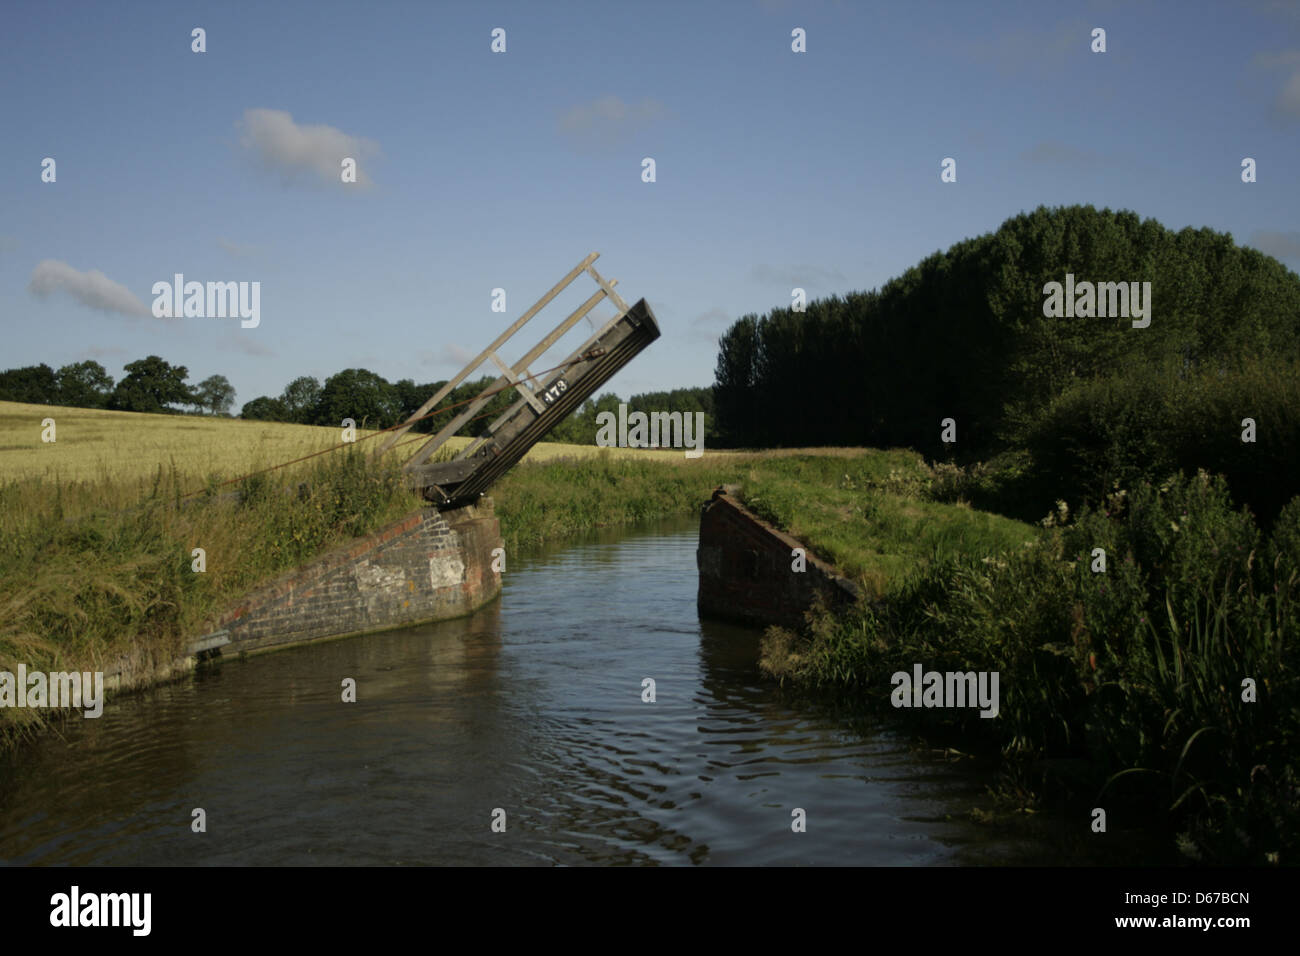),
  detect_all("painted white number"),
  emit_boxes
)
[542,379,568,406]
